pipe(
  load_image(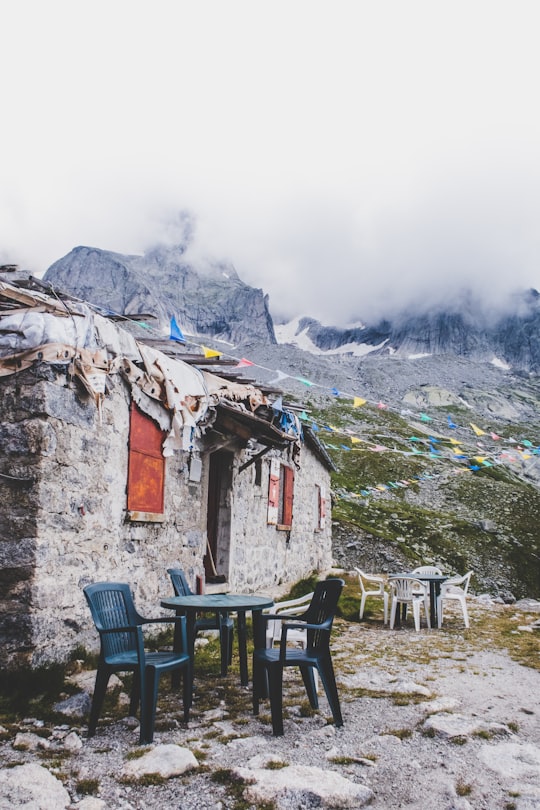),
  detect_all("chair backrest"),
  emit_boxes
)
[445,570,473,594]
[390,577,426,600]
[167,568,194,597]
[296,578,344,649]
[412,565,443,576]
[355,567,383,594]
[355,568,369,595]
[266,592,314,646]
[83,582,141,661]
